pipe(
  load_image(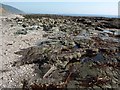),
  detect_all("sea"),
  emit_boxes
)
[28,13,120,18]
[60,14,119,18]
